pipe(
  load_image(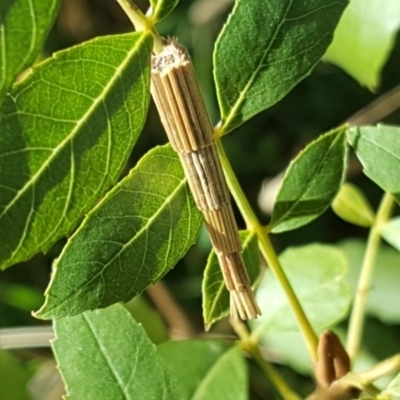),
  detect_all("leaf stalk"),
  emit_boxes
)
[216,139,318,362]
[358,354,400,383]
[231,319,301,400]
[116,0,164,53]
[346,192,396,360]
